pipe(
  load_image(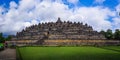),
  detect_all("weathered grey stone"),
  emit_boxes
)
[12,18,107,45]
